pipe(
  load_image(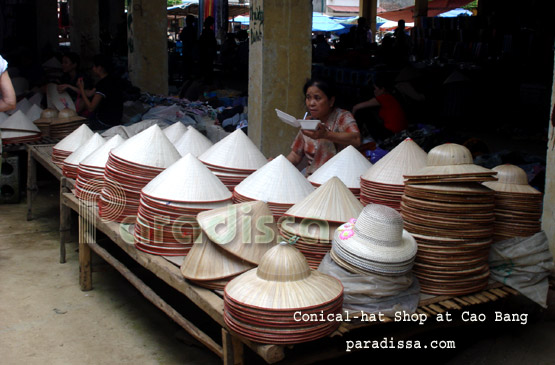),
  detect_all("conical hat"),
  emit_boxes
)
[111,124,181,168]
[25,104,43,122]
[406,143,493,177]
[181,234,254,281]
[64,133,106,166]
[28,92,43,106]
[234,155,314,204]
[362,138,427,185]
[308,145,371,189]
[163,122,188,144]
[196,201,279,264]
[53,124,94,152]
[47,83,76,111]
[285,177,363,222]
[483,164,541,195]
[224,242,343,309]
[42,57,62,69]
[0,110,41,133]
[80,134,126,168]
[174,127,214,157]
[142,153,232,203]
[199,129,267,170]
[0,112,7,124]
[1,130,38,139]
[14,98,32,114]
